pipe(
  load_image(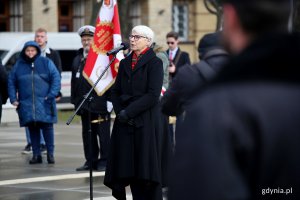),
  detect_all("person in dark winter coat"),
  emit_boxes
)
[161,32,229,116]
[71,25,111,172]
[0,58,8,124]
[104,25,165,200]
[8,41,60,164]
[168,0,300,200]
